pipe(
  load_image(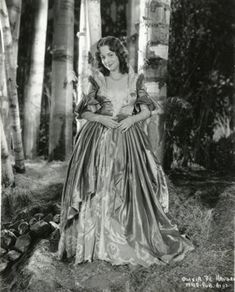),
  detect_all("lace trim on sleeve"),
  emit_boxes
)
[75,76,101,118]
[134,73,156,114]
